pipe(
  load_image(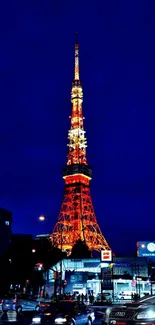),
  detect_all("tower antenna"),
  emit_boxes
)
[74,32,80,80]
